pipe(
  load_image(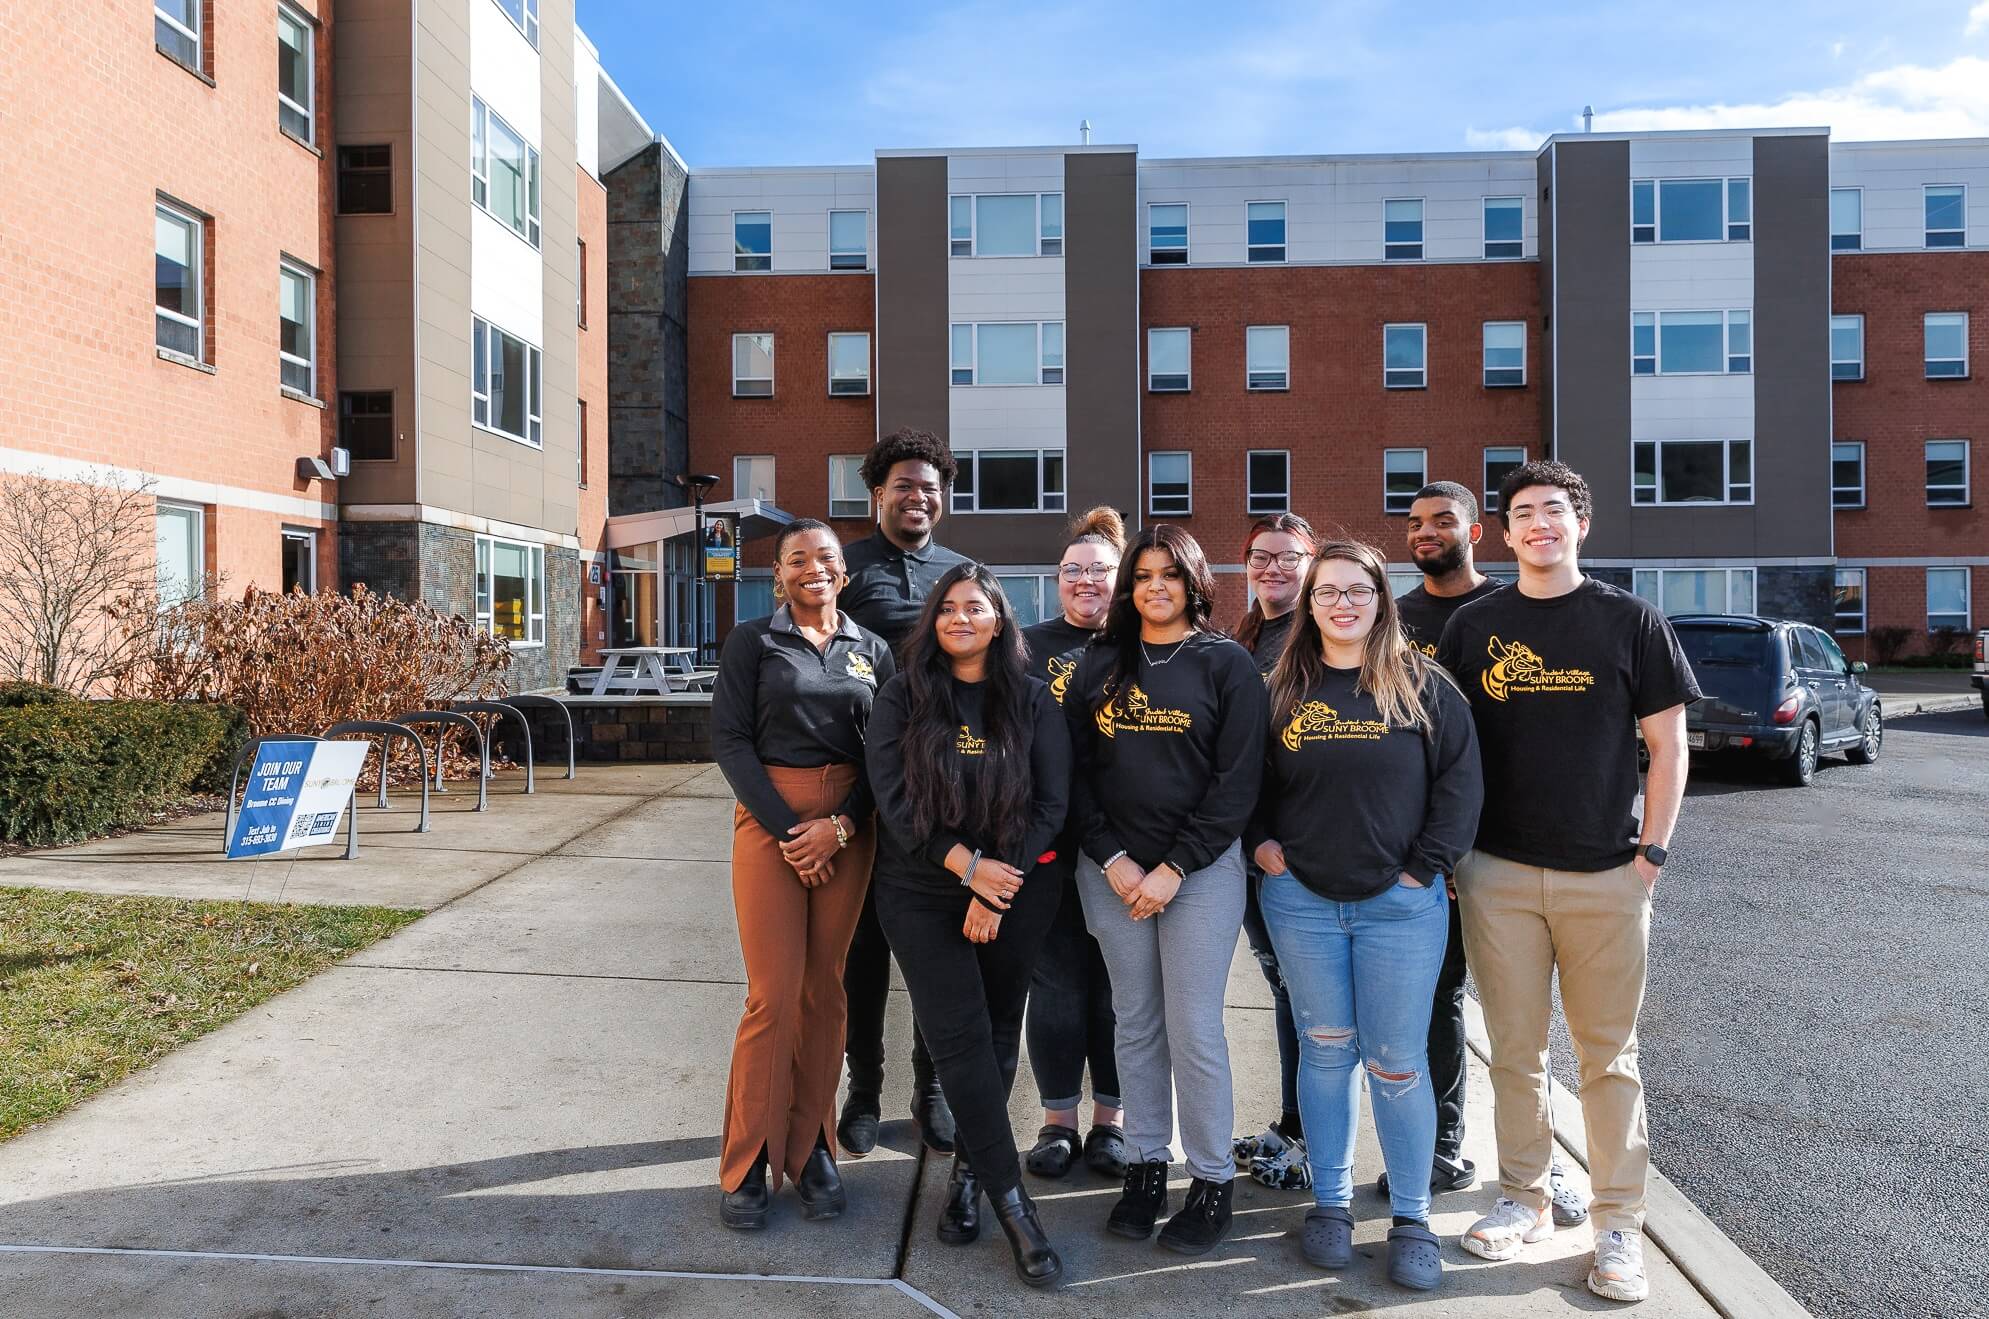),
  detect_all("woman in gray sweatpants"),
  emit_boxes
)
[1064,524,1268,1257]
